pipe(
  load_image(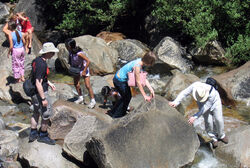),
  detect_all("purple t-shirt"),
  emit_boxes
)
[69,51,89,76]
